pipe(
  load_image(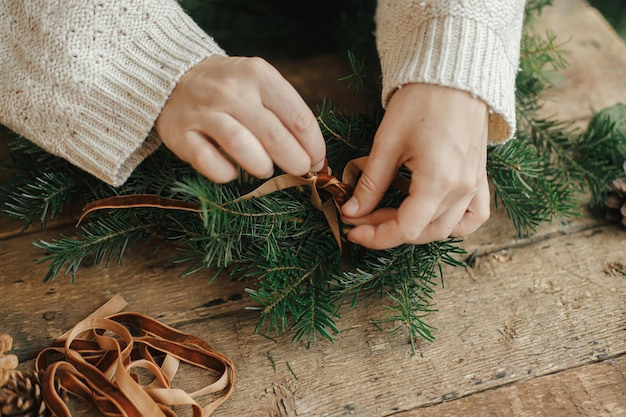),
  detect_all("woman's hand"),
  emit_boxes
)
[341,83,491,249]
[155,56,326,183]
